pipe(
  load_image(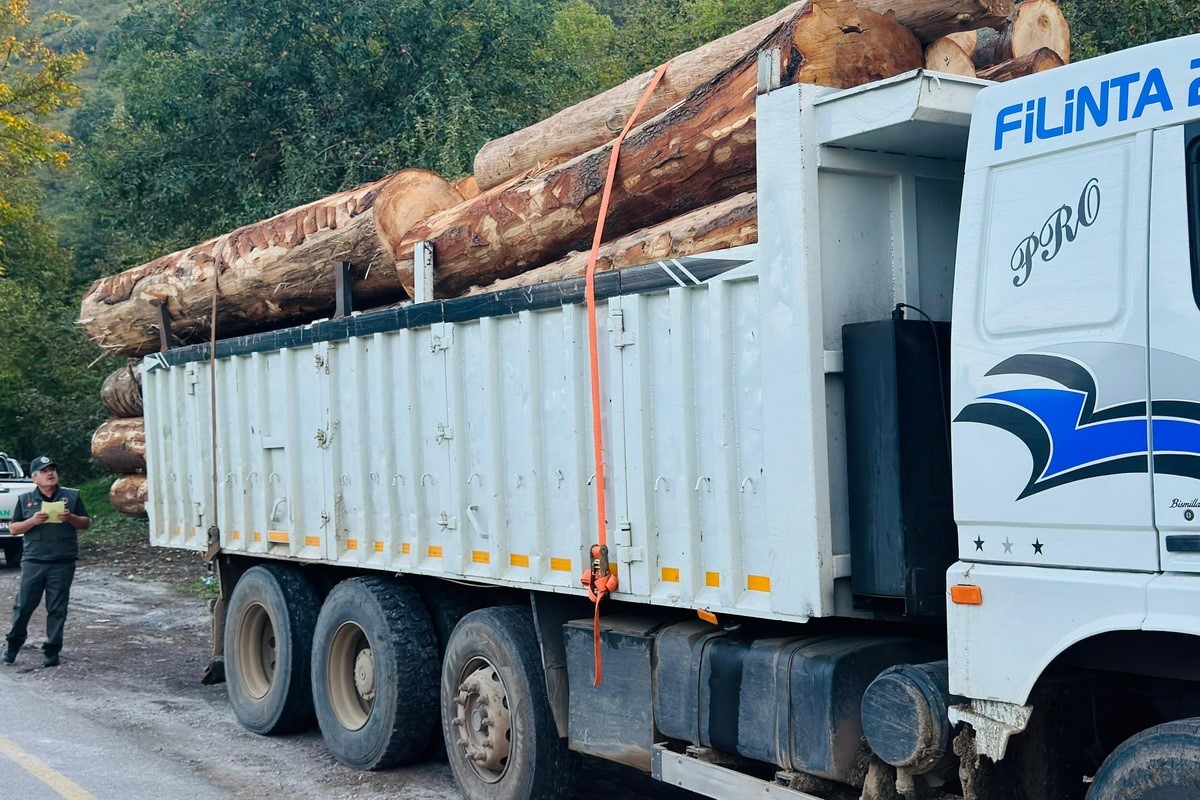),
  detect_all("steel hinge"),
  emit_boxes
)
[607,309,635,348]
[438,512,458,530]
[431,323,453,353]
[436,424,454,443]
